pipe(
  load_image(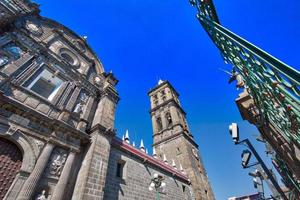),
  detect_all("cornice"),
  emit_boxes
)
[149,99,186,115]
[0,93,90,141]
[152,131,198,149]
